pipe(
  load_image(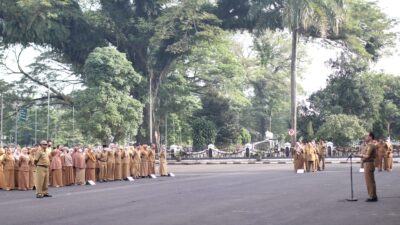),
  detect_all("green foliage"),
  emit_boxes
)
[305,121,314,142]
[0,0,105,64]
[1,0,398,147]
[301,56,400,143]
[240,128,251,144]
[308,56,384,126]
[191,117,216,151]
[214,0,284,31]
[240,31,292,141]
[74,83,143,144]
[83,47,141,92]
[195,90,242,147]
[282,0,343,36]
[340,0,397,60]
[175,32,249,108]
[74,47,144,144]
[316,114,366,147]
